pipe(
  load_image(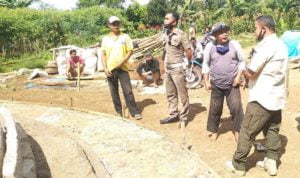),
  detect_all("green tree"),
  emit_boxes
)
[147,0,168,25]
[77,0,99,8]
[266,0,298,21]
[99,0,125,8]
[0,0,33,8]
[126,1,147,25]
[78,0,125,8]
[168,0,185,11]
